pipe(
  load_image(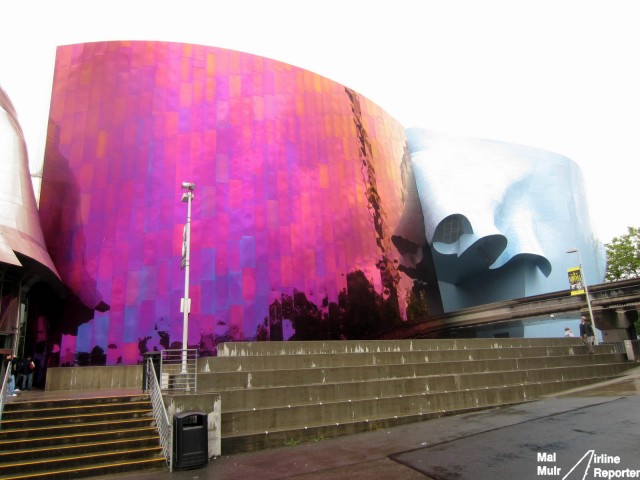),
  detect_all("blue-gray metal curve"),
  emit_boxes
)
[407,128,605,312]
